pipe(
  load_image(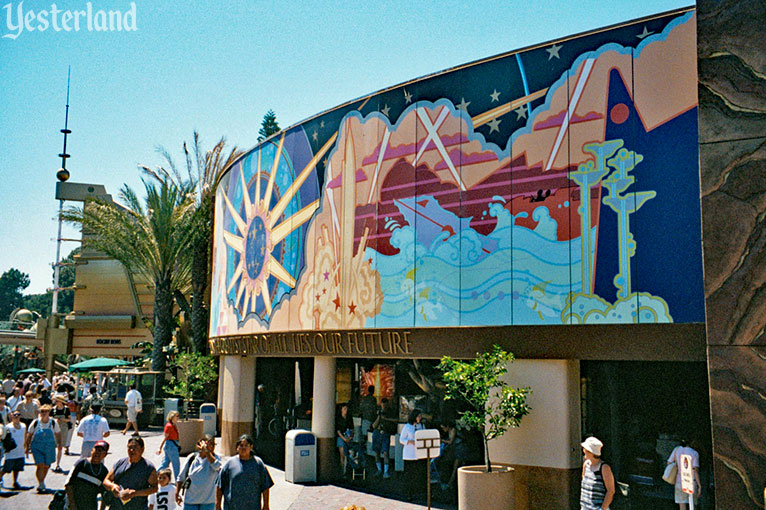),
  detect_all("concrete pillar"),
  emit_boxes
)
[487,360,581,510]
[217,358,225,436]
[220,355,255,456]
[311,356,336,481]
